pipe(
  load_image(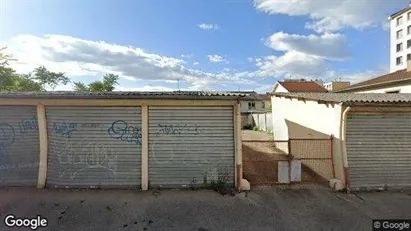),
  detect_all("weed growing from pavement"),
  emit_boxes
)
[209,169,236,196]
